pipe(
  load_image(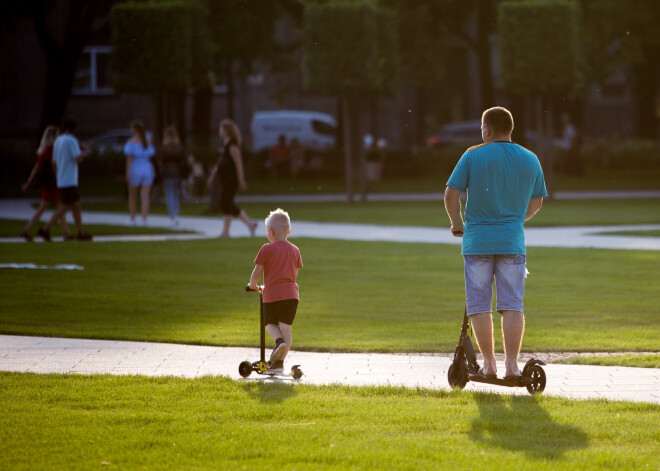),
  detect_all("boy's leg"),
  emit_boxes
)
[266,323,283,342]
[277,322,292,361]
[71,200,85,234]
